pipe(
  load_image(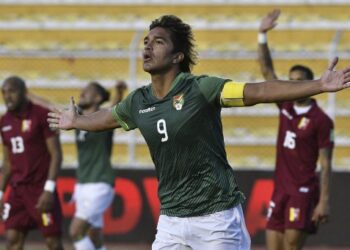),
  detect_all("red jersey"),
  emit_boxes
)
[0,102,56,186]
[275,99,334,195]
